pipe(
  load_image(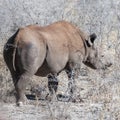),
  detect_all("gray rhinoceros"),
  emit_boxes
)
[3,21,111,106]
